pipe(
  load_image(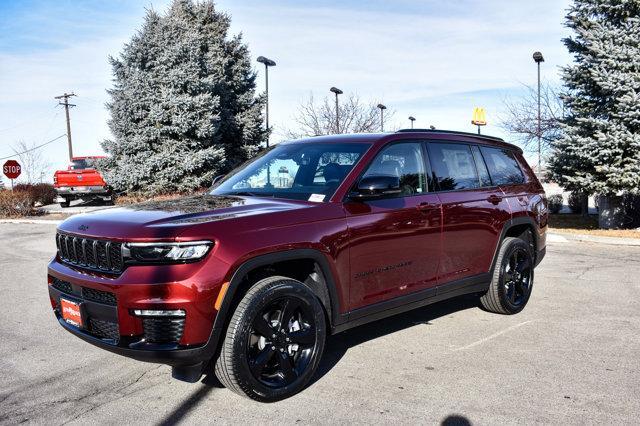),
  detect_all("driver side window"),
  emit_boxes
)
[362,142,427,197]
